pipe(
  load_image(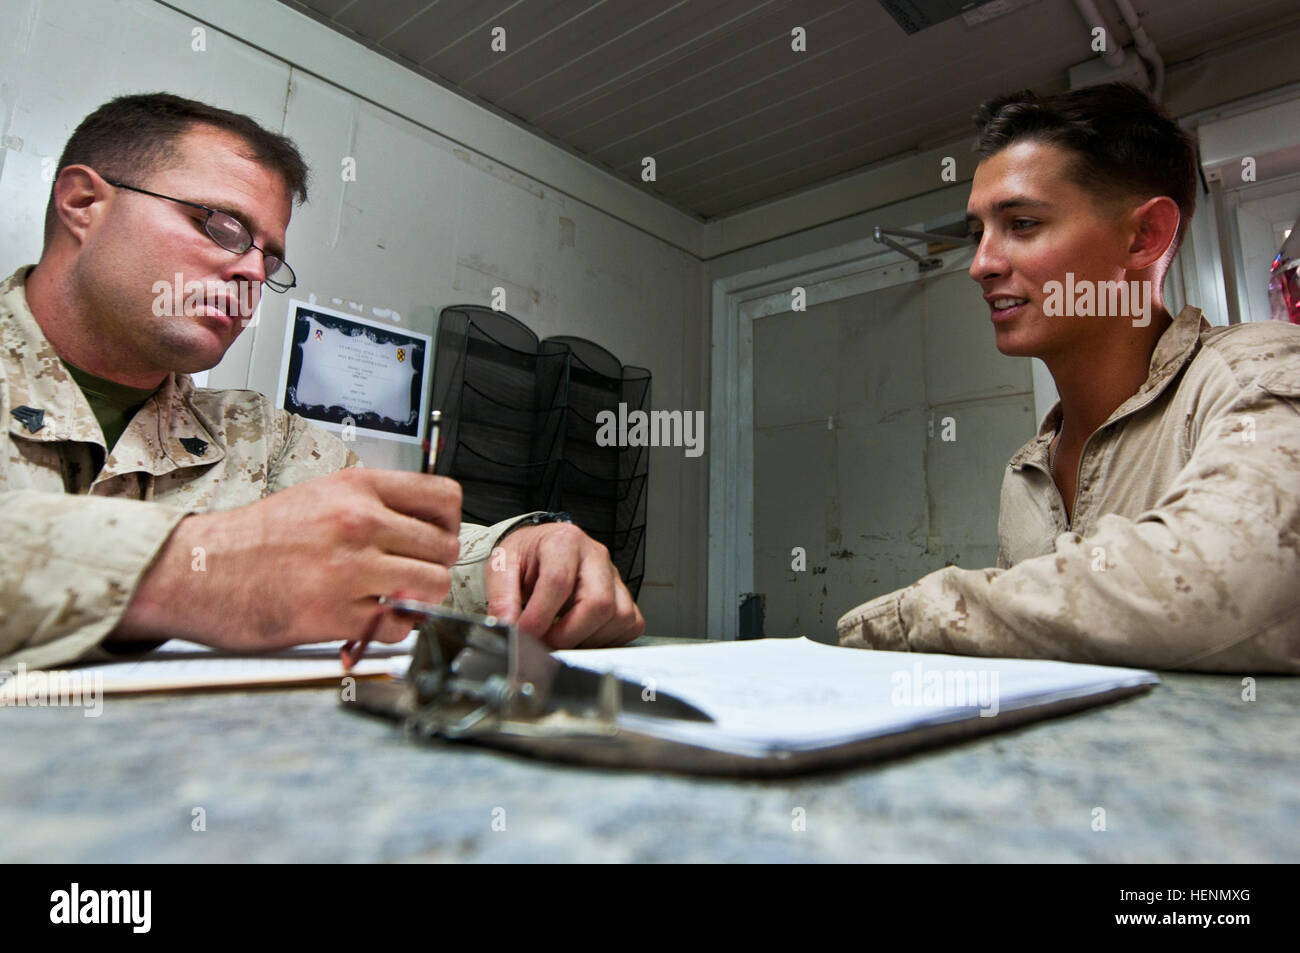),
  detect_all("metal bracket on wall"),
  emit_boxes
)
[872,226,973,274]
